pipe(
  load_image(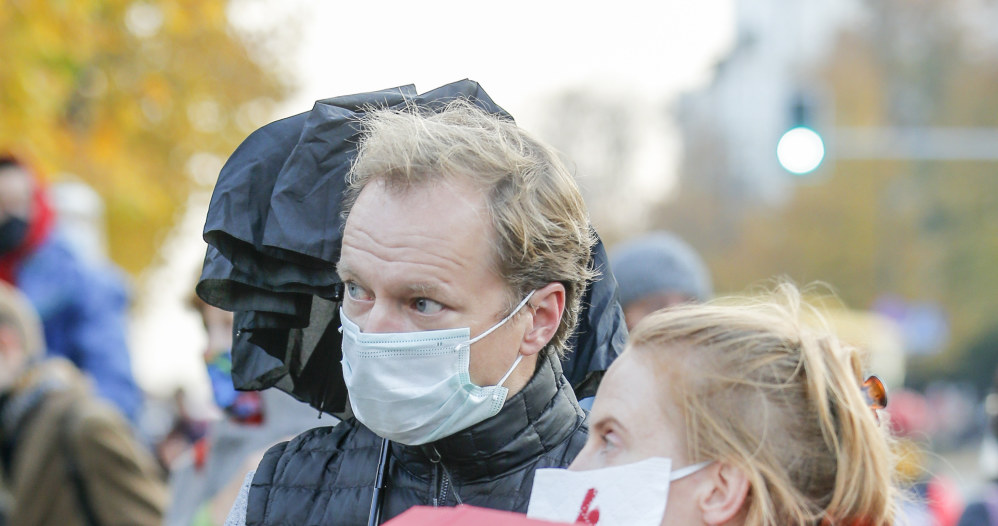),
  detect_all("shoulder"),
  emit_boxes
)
[58,394,167,508]
[252,418,383,488]
[66,395,123,429]
[63,395,147,460]
[15,238,82,308]
[19,235,126,294]
[15,236,131,320]
[19,235,81,280]
[257,418,376,471]
[247,419,383,525]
